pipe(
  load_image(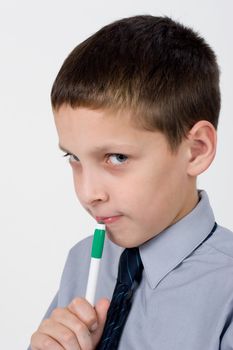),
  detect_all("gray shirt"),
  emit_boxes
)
[32,191,233,349]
